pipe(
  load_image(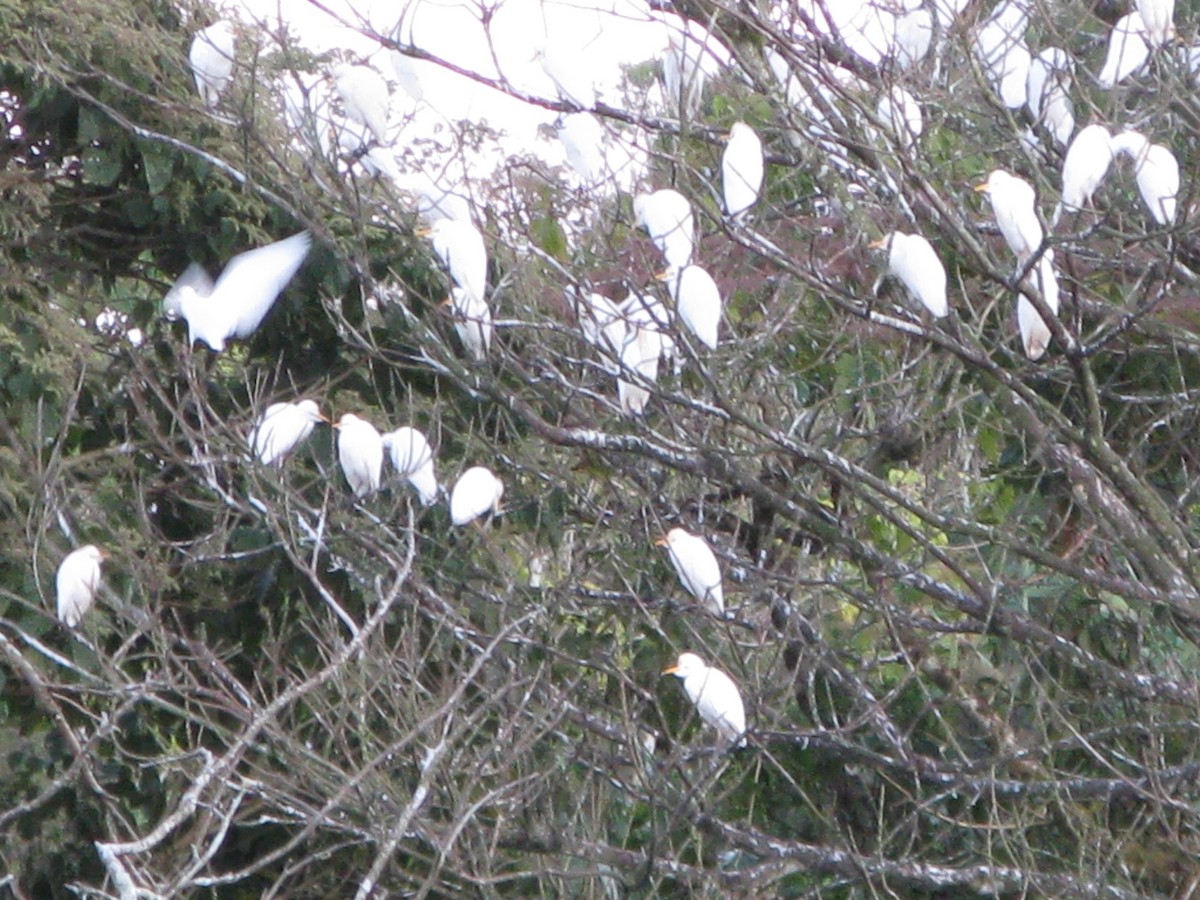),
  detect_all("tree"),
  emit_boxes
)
[3,0,1200,895]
